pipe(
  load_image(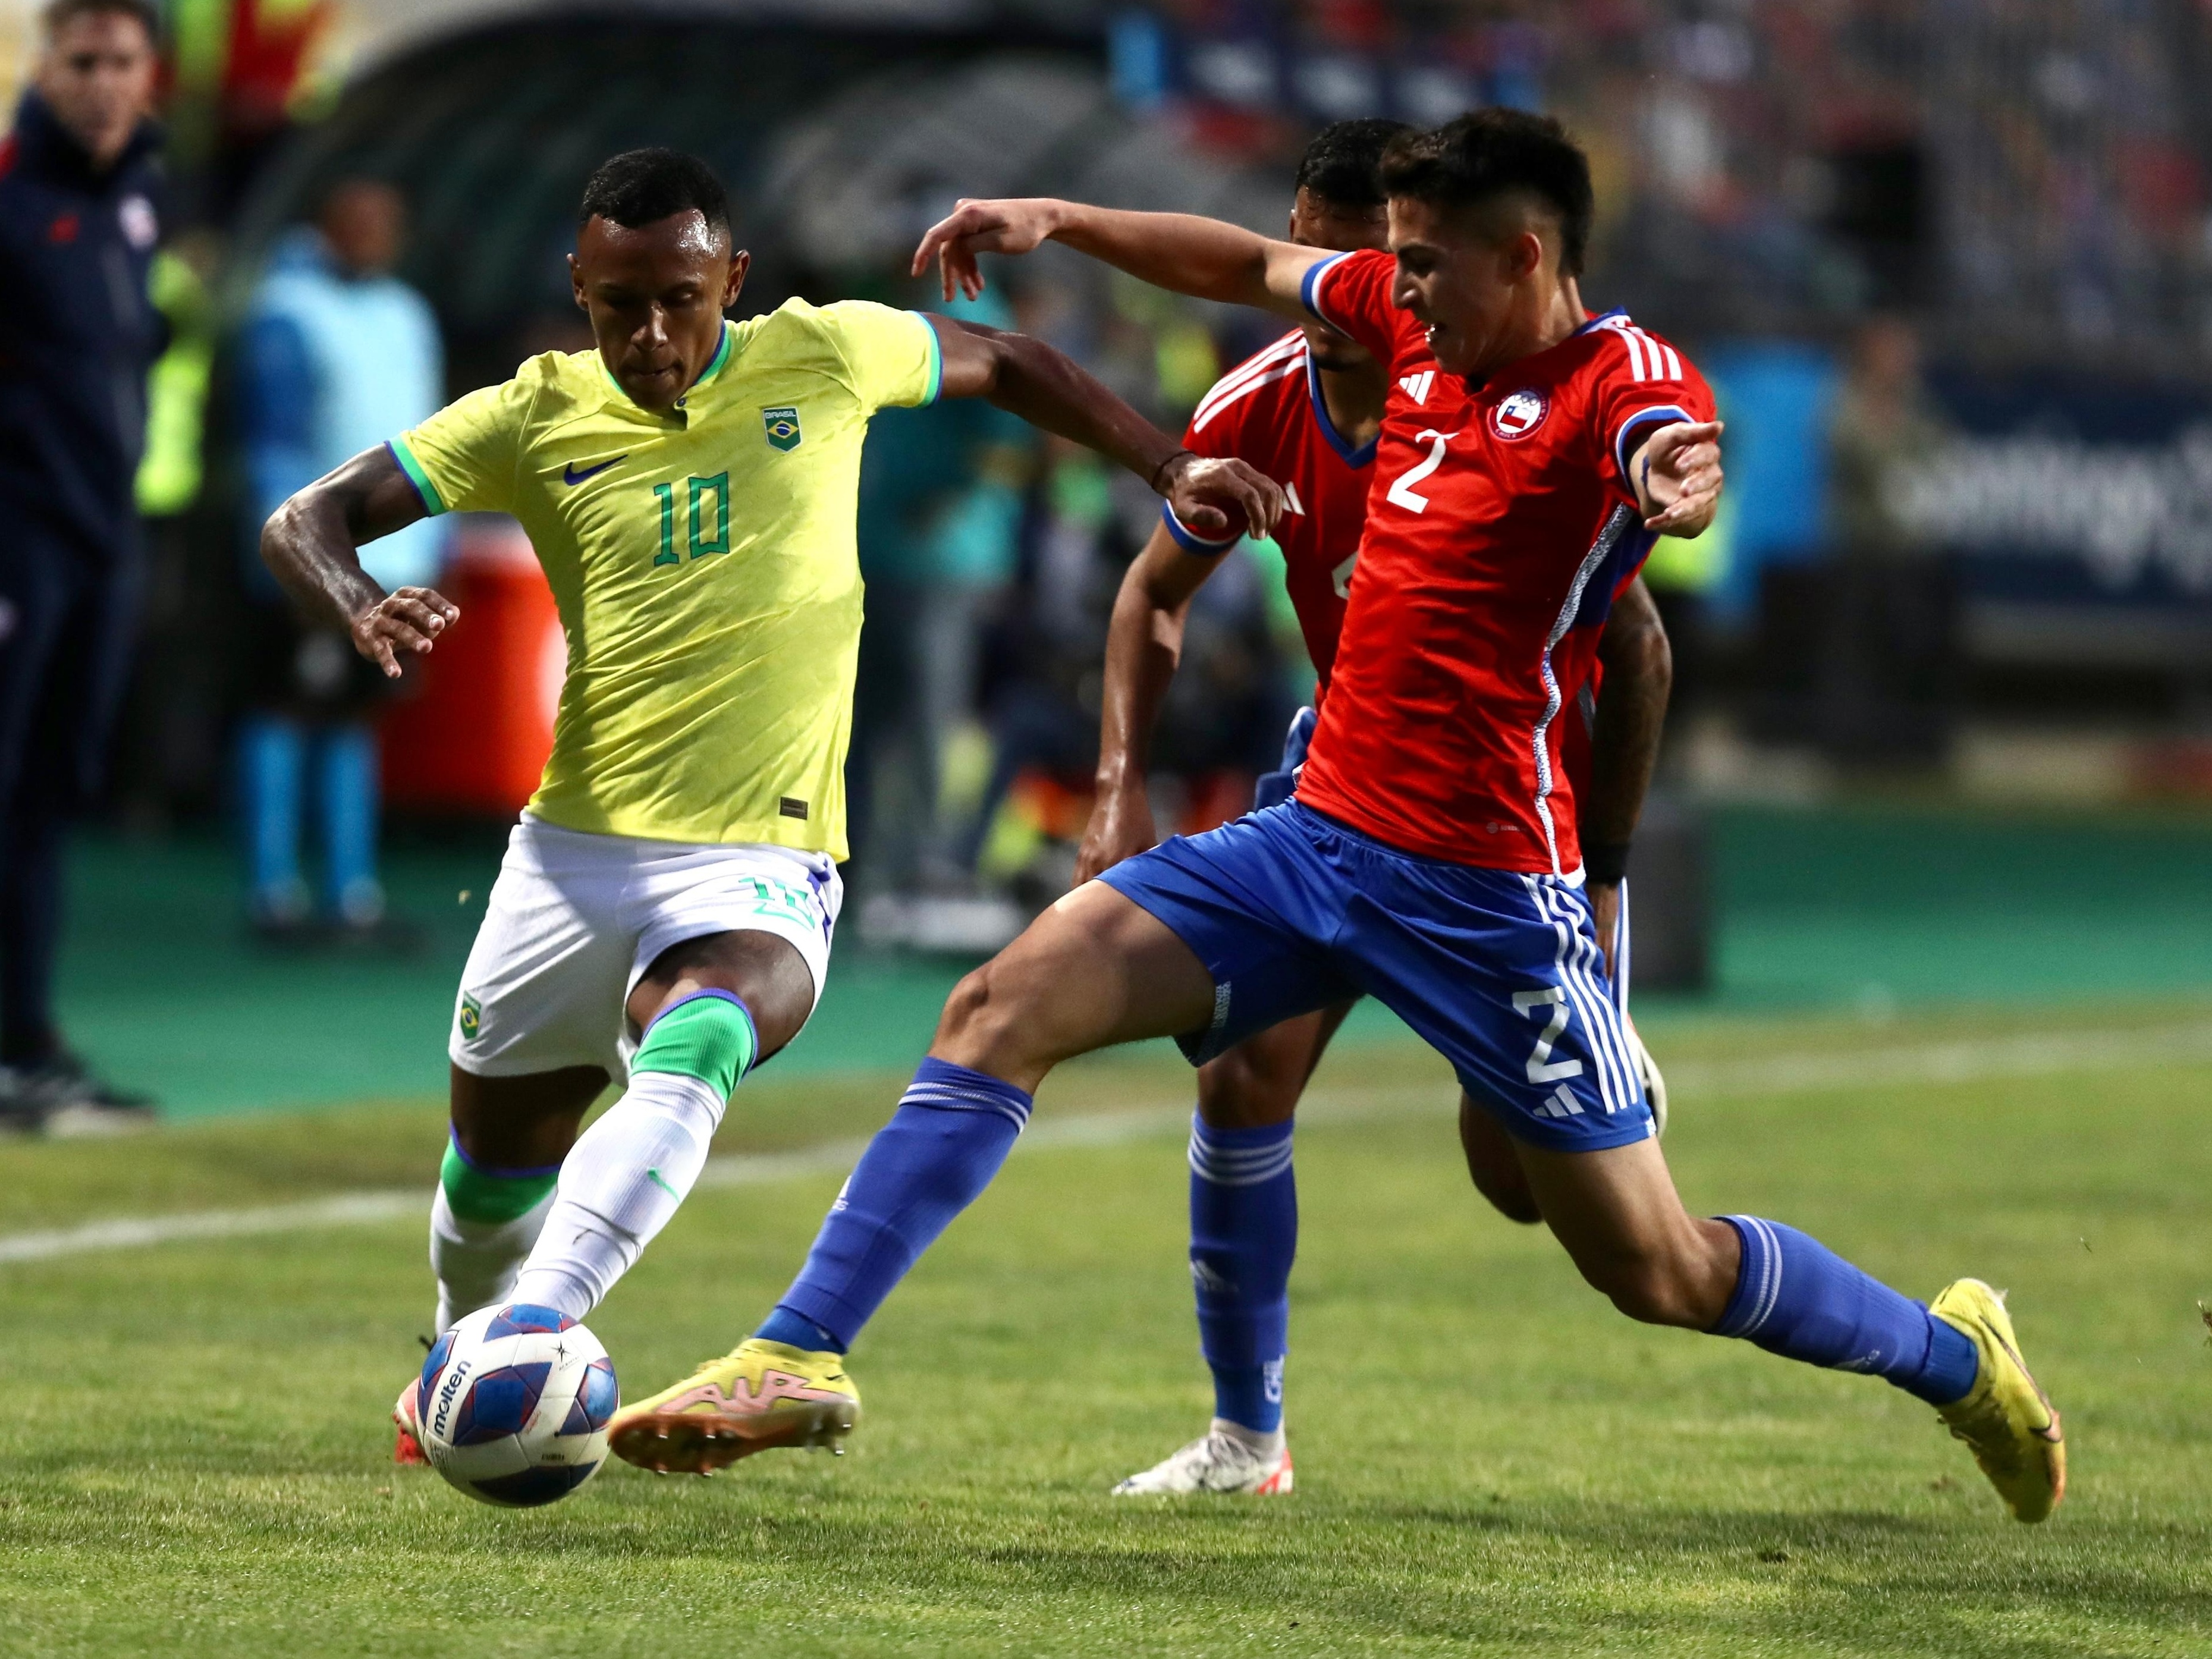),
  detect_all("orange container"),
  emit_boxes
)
[380,518,564,815]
